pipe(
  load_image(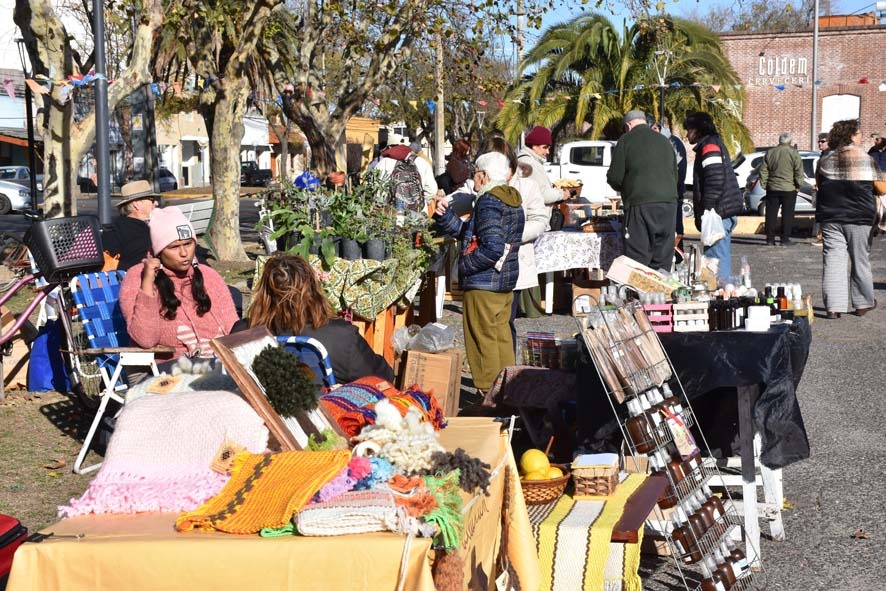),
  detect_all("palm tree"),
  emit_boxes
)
[497,13,752,152]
